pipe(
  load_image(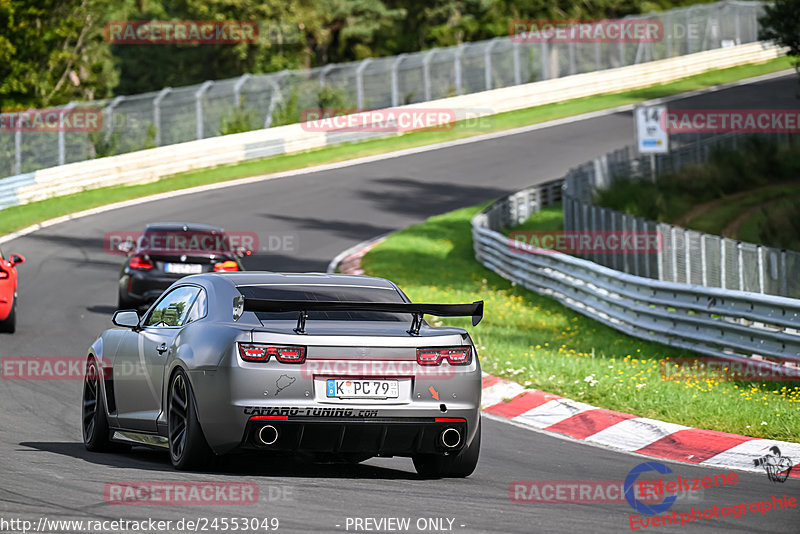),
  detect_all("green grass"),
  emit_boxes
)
[0,56,792,238]
[360,204,800,441]
[689,183,800,237]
